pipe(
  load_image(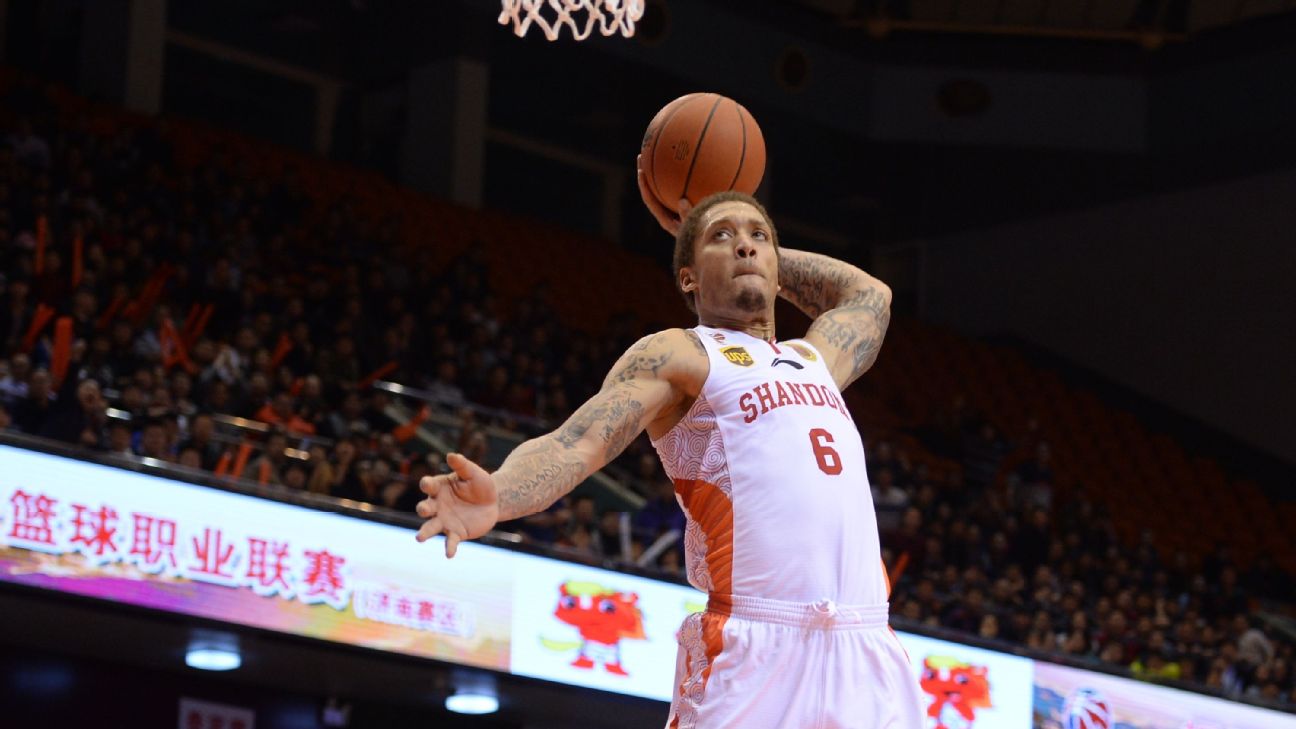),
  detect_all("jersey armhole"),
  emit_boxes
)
[648,328,715,449]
